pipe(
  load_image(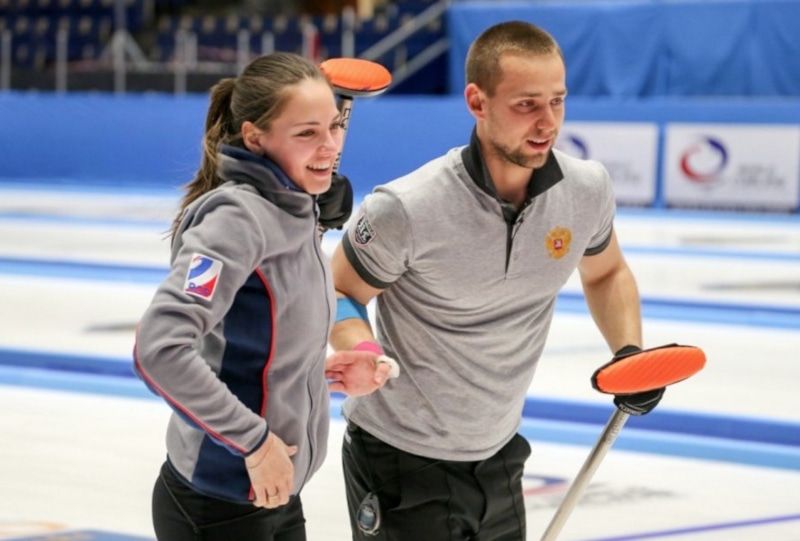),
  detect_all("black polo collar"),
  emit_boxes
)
[460,126,564,204]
